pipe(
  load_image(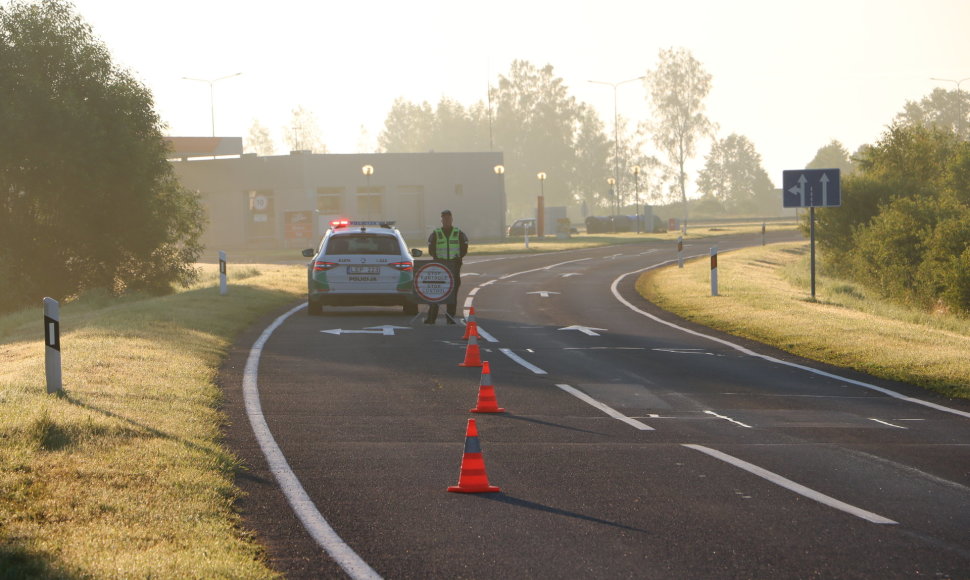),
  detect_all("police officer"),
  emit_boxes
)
[425,209,468,324]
